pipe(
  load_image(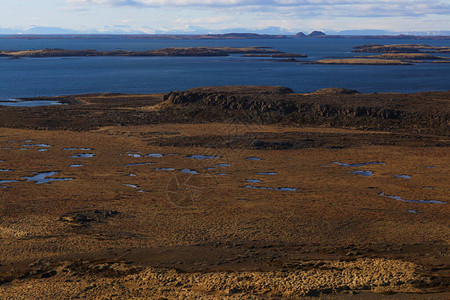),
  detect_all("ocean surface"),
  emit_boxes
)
[0,36,449,99]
